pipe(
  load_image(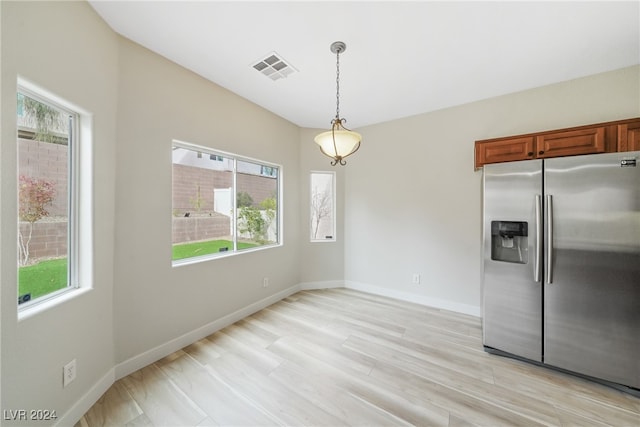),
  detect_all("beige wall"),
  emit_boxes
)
[1,0,118,421]
[341,65,640,314]
[298,127,346,286]
[112,37,301,366]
